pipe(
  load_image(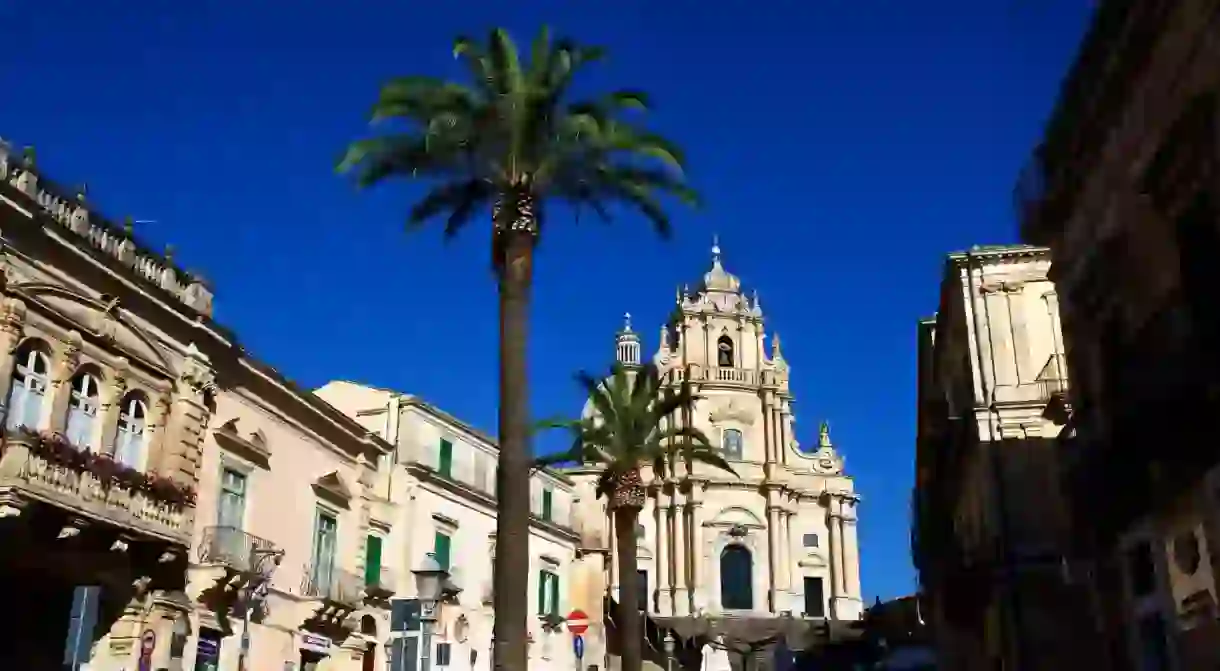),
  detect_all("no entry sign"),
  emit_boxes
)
[565,609,589,635]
